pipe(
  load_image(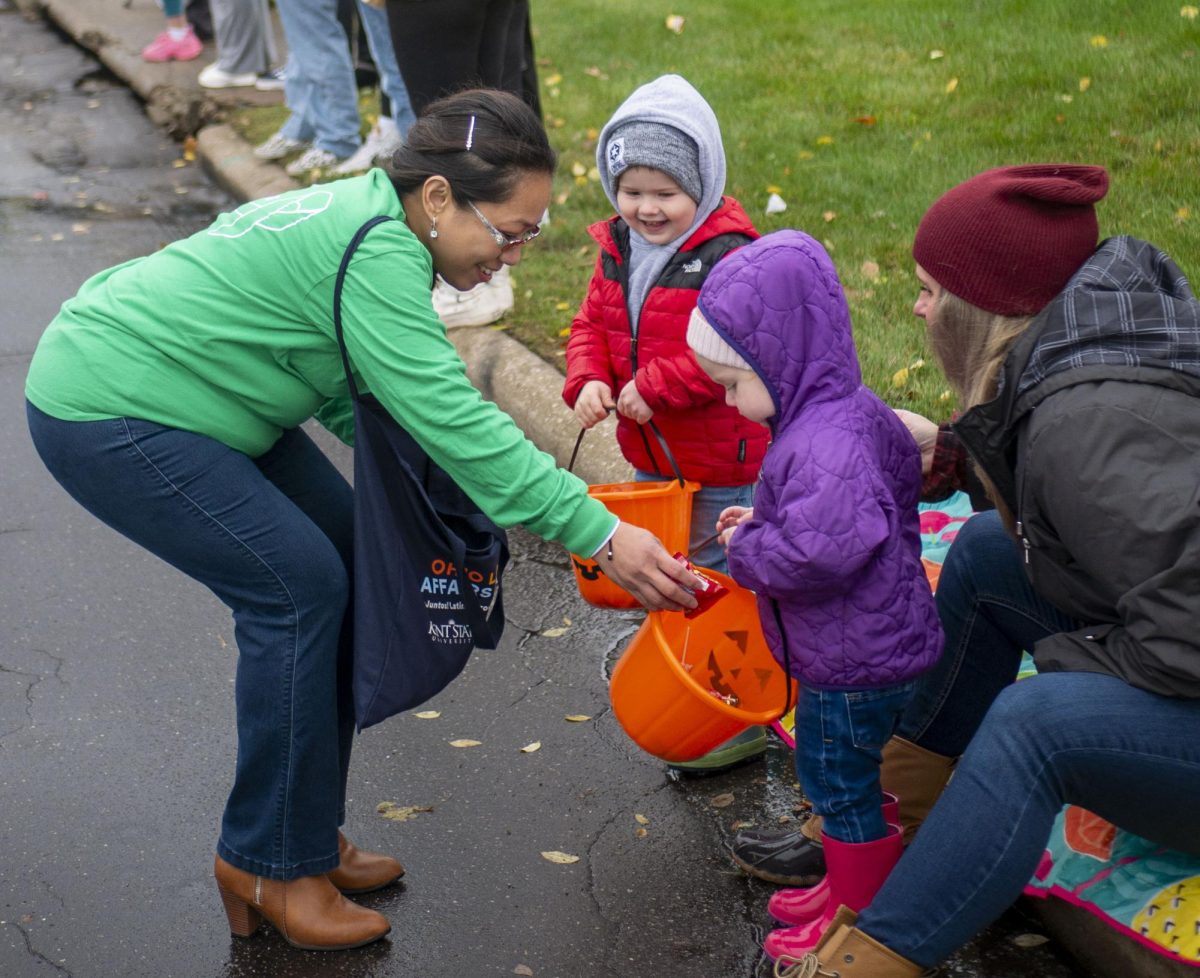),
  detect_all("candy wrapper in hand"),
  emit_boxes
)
[673,553,730,619]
